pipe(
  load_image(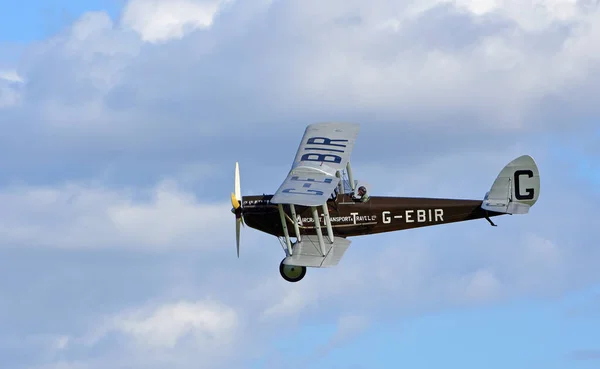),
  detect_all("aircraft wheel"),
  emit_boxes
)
[279,260,306,282]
